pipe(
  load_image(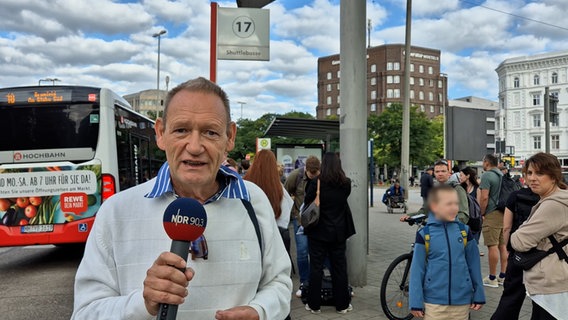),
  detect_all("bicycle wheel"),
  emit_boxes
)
[380,253,414,320]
